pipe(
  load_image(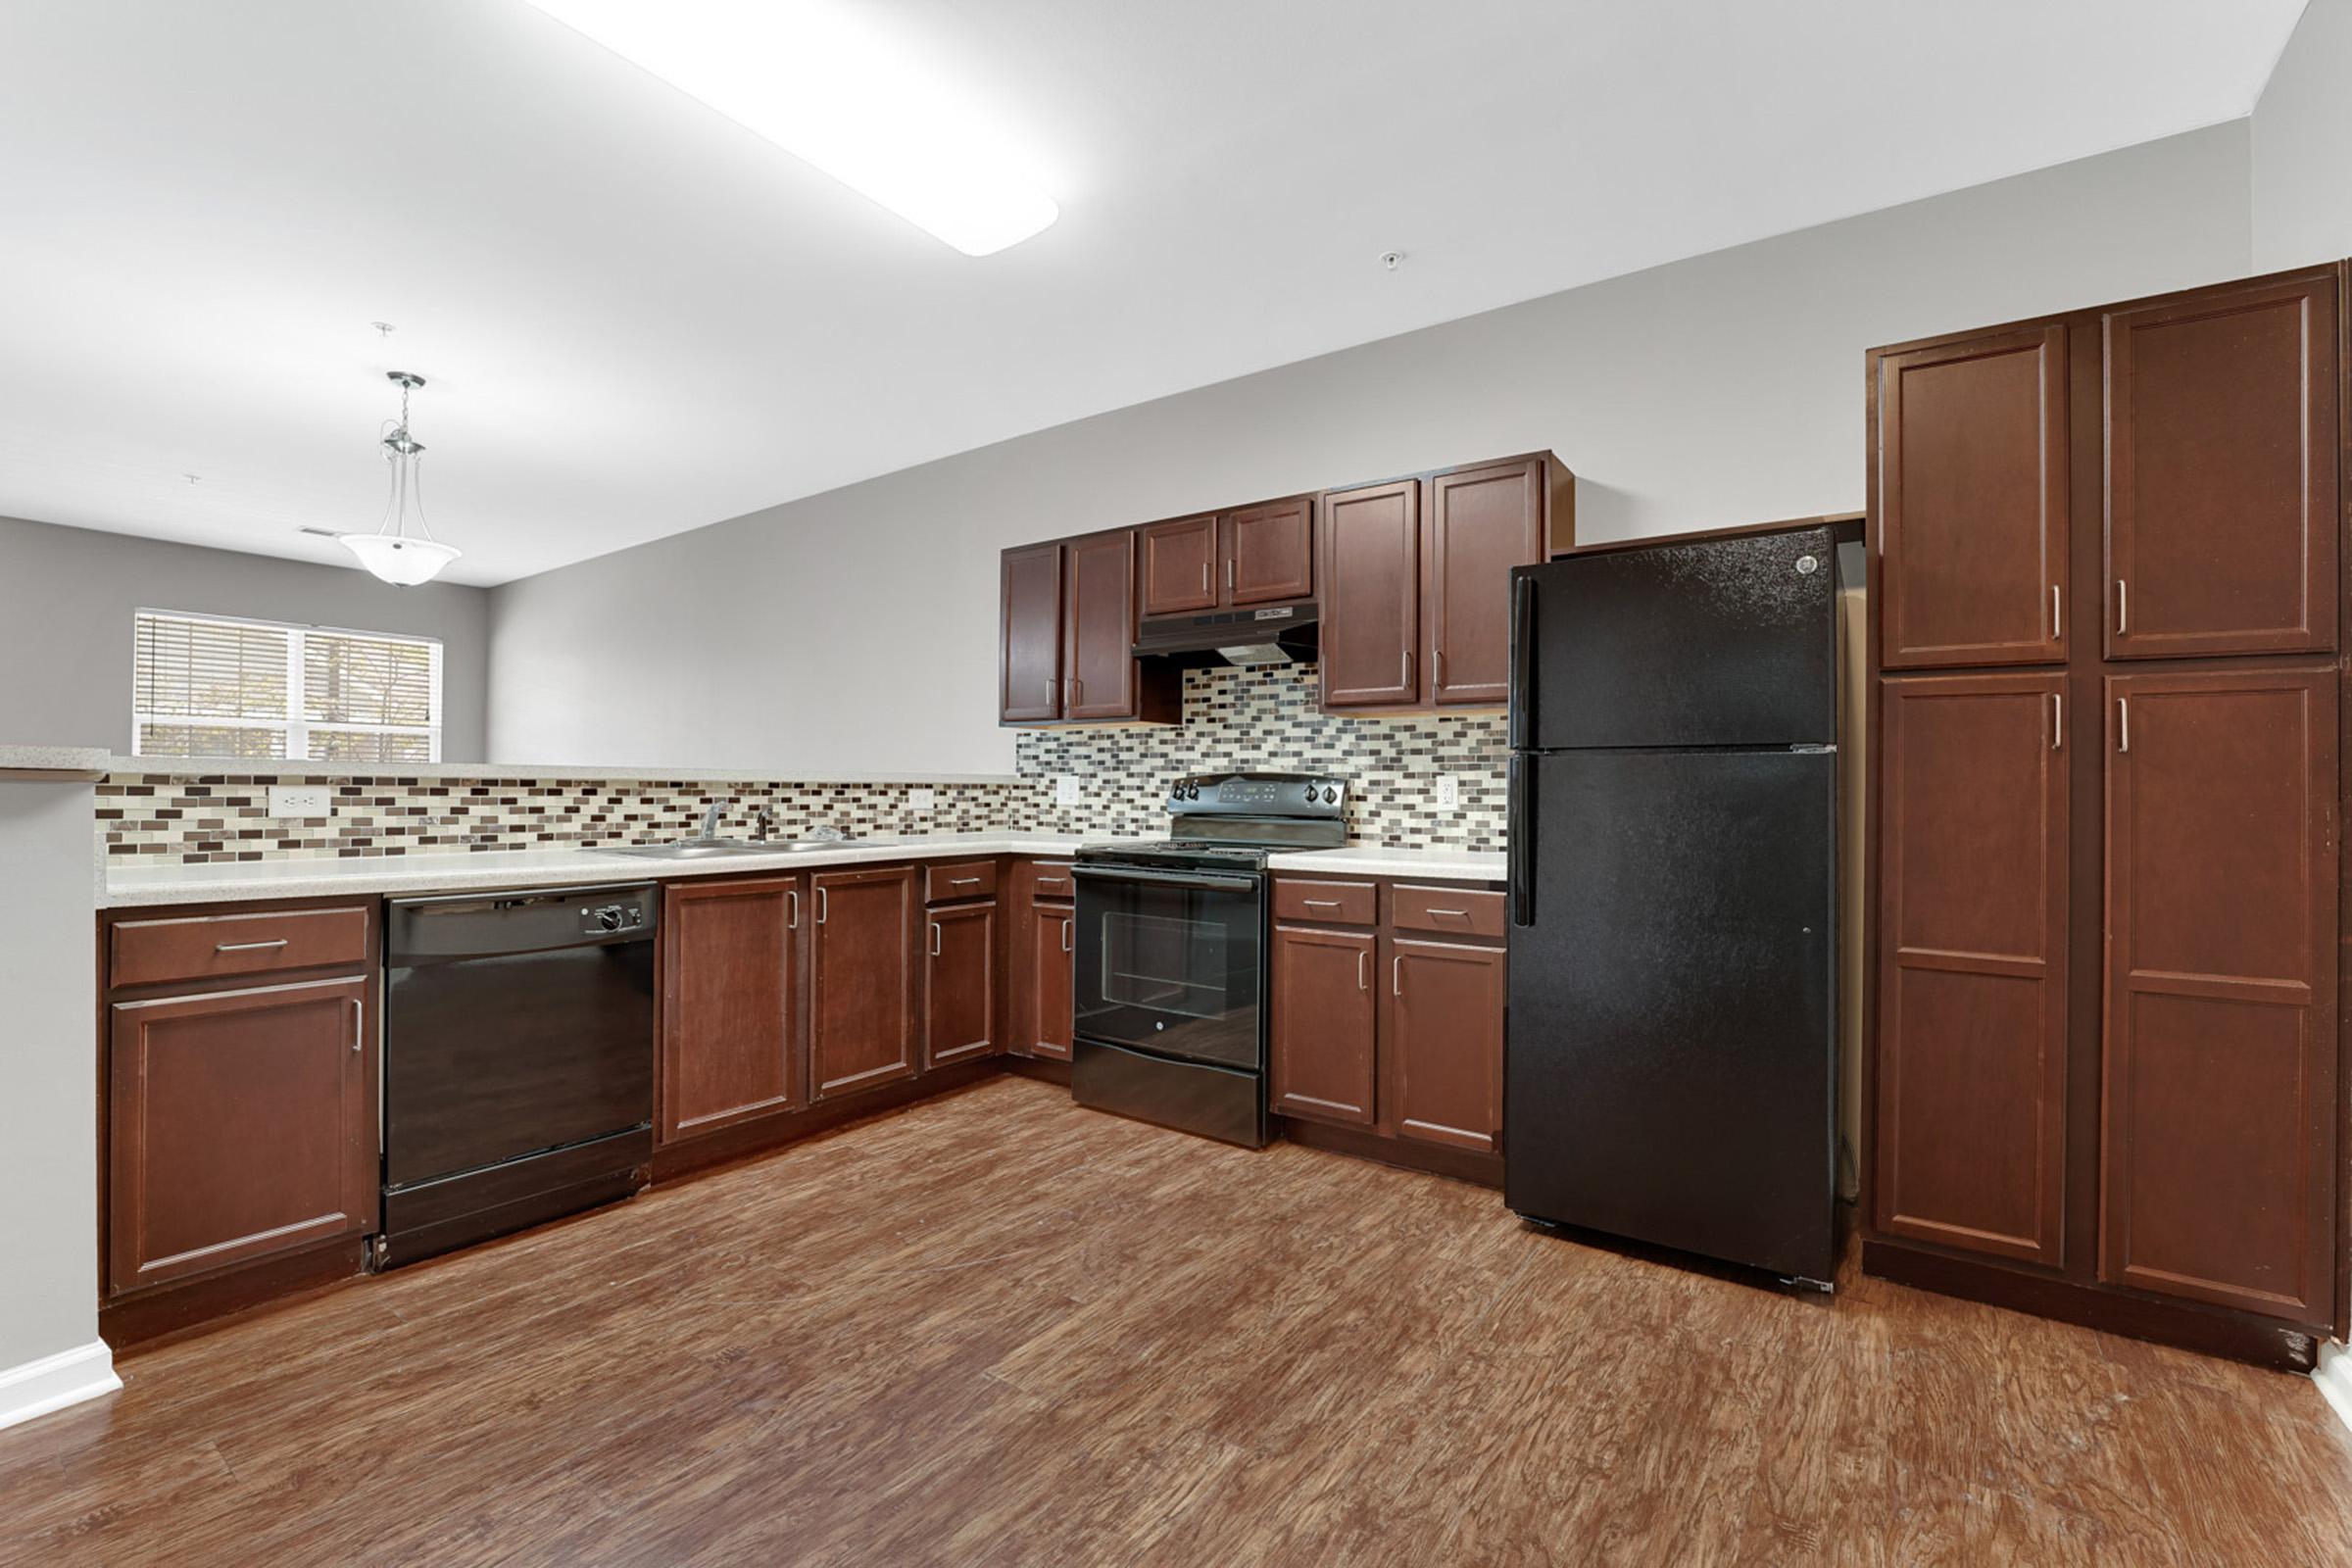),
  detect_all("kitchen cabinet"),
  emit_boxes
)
[998,531,1179,726]
[810,865,918,1100]
[1010,866,1074,1061]
[1141,496,1316,616]
[109,975,374,1296]
[1139,513,1220,615]
[2101,666,2336,1321]
[660,875,802,1144]
[1383,937,1503,1152]
[925,899,999,1069]
[2104,273,2338,661]
[1875,325,2069,668]
[1269,924,1377,1125]
[1873,673,2068,1267]
[1320,454,1571,713]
